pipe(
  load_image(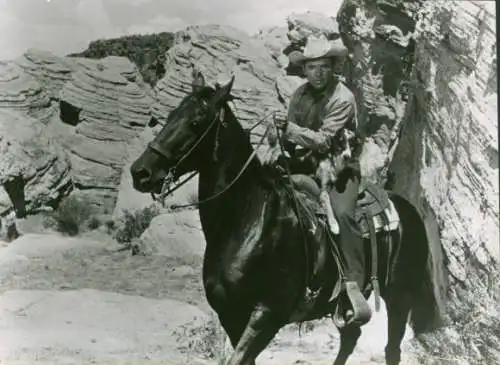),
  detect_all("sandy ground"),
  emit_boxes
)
[0,213,419,365]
